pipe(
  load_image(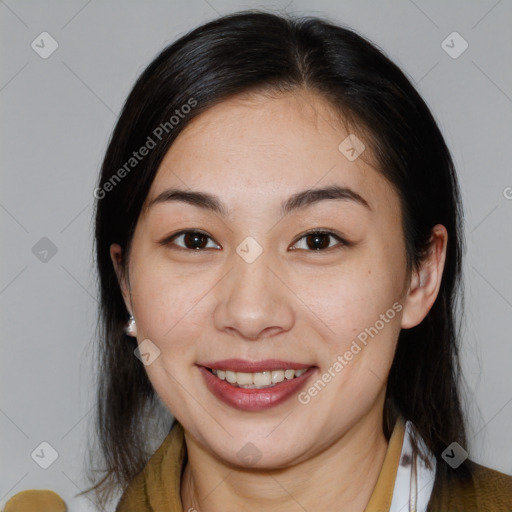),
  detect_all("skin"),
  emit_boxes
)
[111,88,448,511]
